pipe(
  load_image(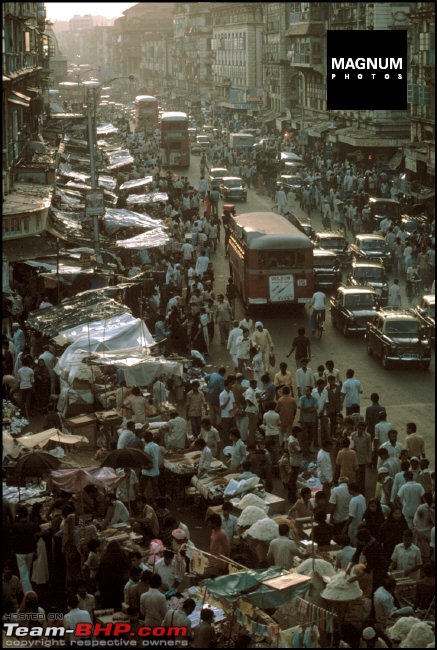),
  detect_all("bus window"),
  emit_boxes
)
[160,111,190,168]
